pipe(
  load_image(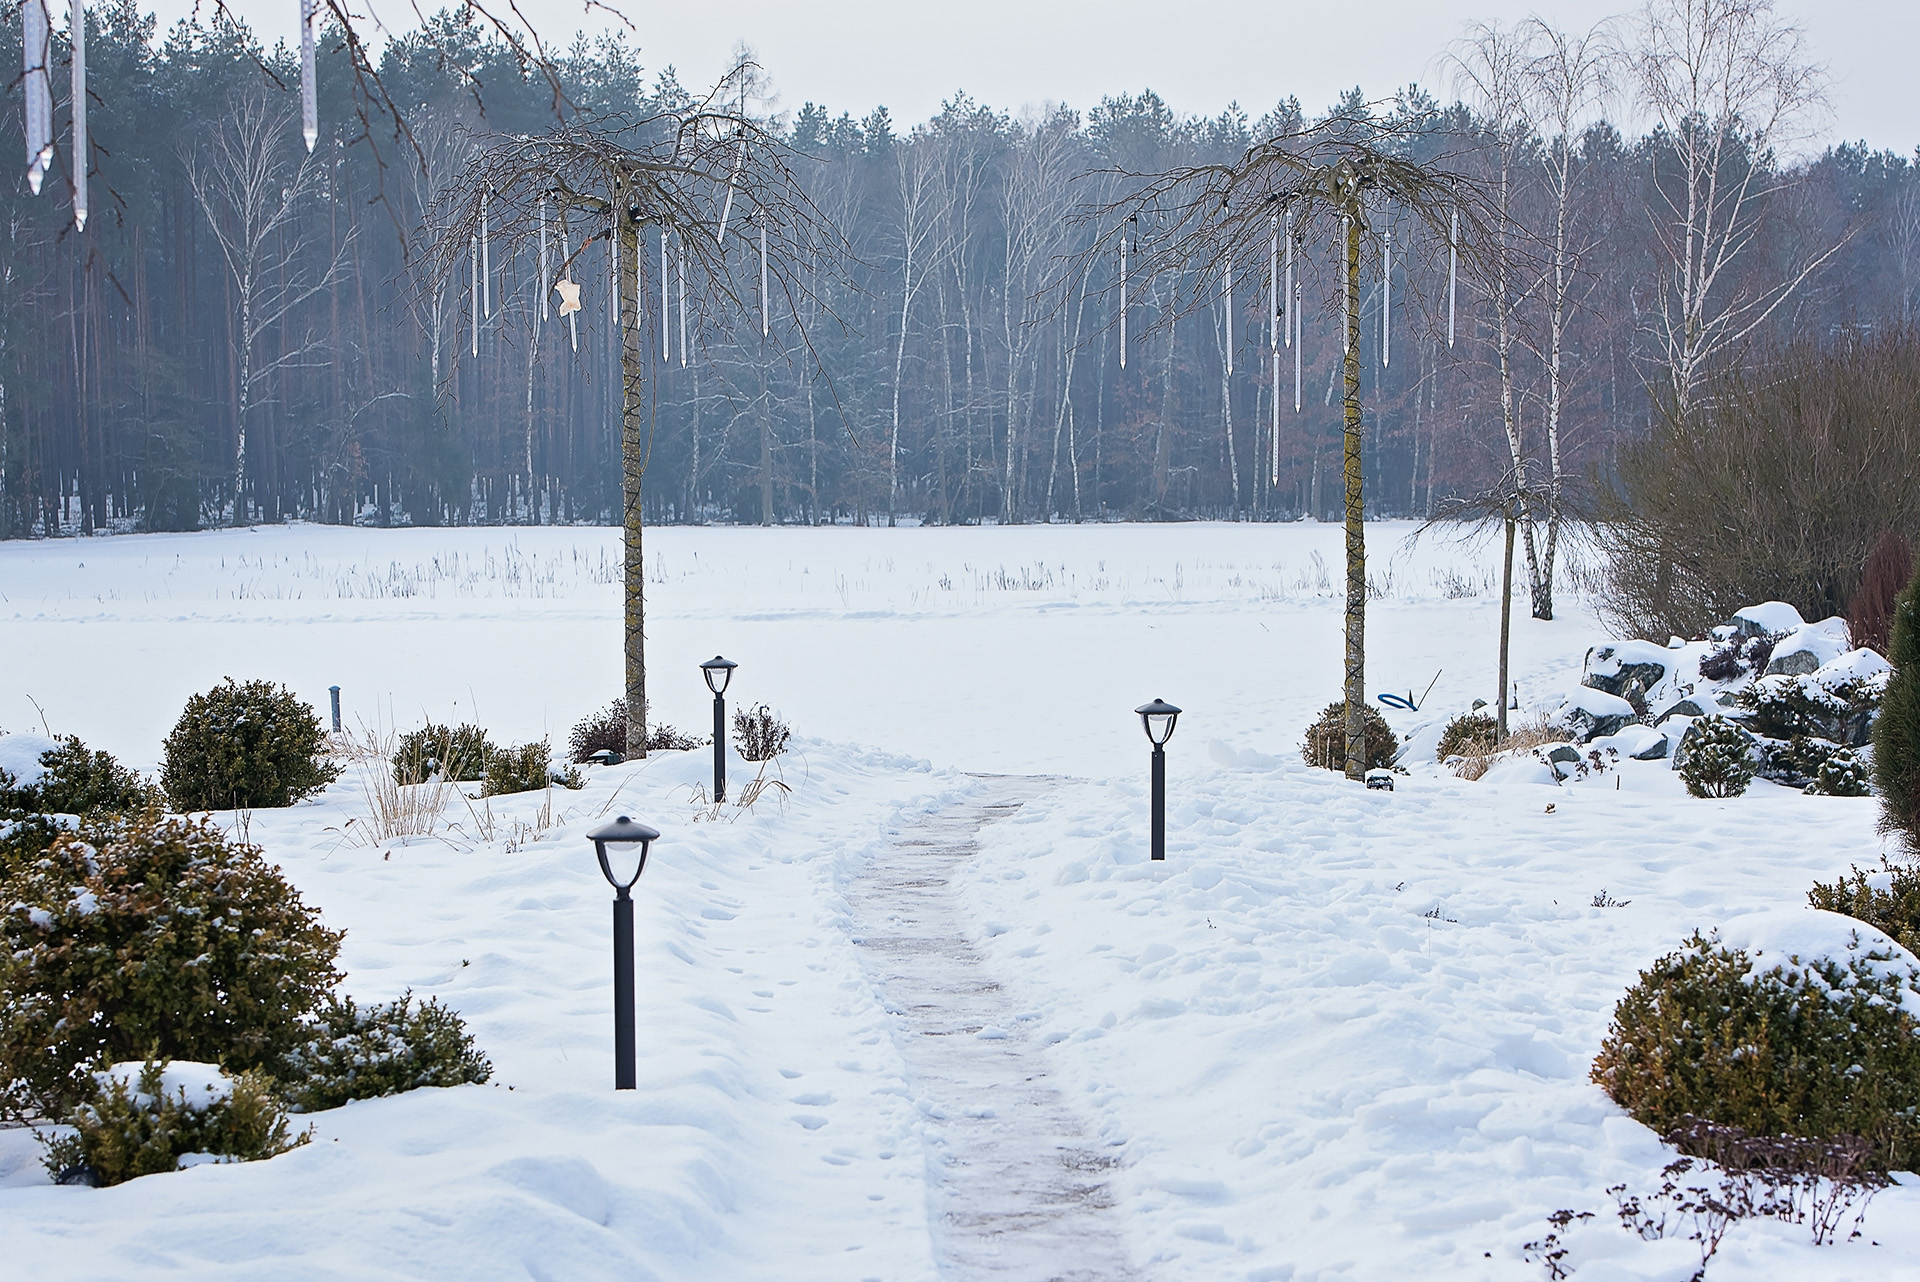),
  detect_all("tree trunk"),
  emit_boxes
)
[618,219,649,759]
[1342,215,1367,781]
